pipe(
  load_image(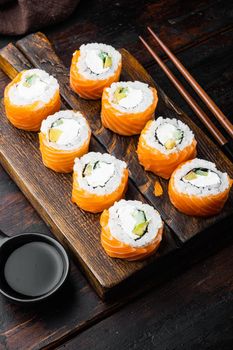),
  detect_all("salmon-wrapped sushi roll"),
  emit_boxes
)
[101,81,158,136]
[100,199,163,261]
[137,117,197,179]
[4,69,60,131]
[70,43,122,100]
[169,158,232,216]
[39,110,91,173]
[72,152,128,213]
